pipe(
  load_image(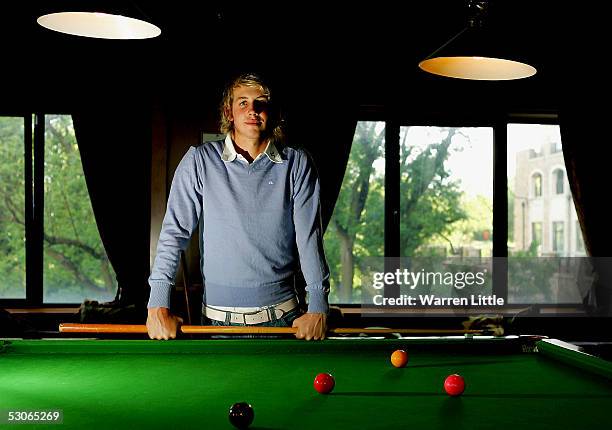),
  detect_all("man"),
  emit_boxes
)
[146,73,330,341]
